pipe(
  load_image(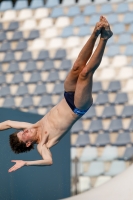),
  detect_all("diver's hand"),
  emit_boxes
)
[8,160,26,173]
